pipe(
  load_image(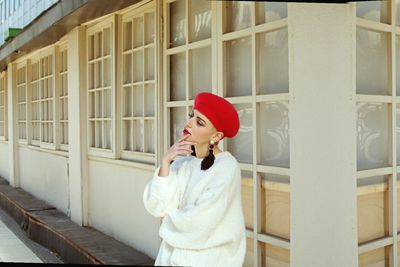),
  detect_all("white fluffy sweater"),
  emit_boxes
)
[143,151,246,267]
